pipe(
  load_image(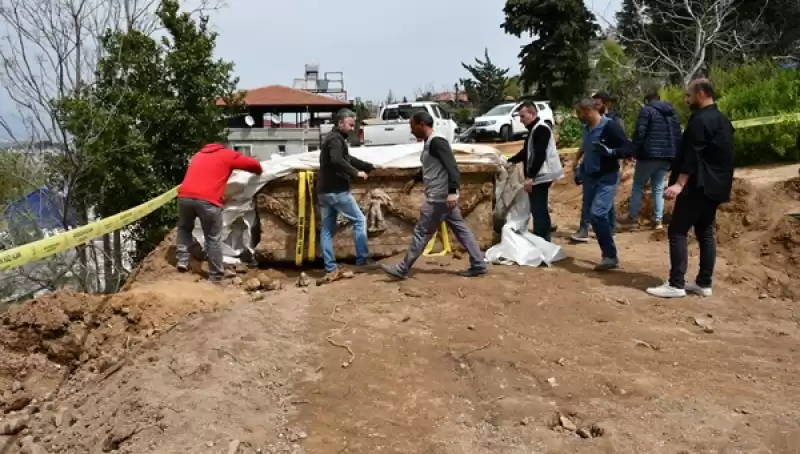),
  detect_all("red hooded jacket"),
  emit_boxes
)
[178,144,263,207]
